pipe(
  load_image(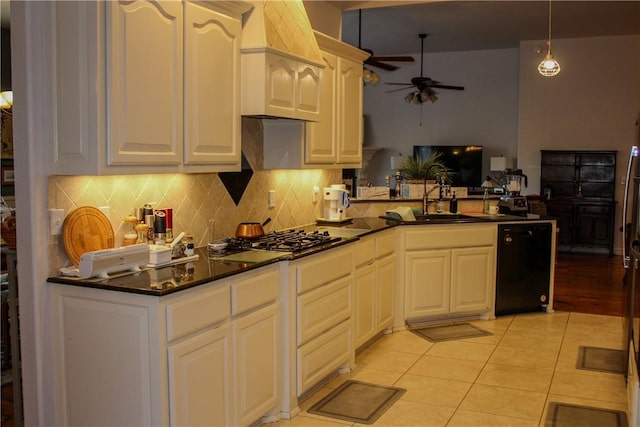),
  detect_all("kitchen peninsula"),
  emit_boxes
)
[48,214,556,426]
